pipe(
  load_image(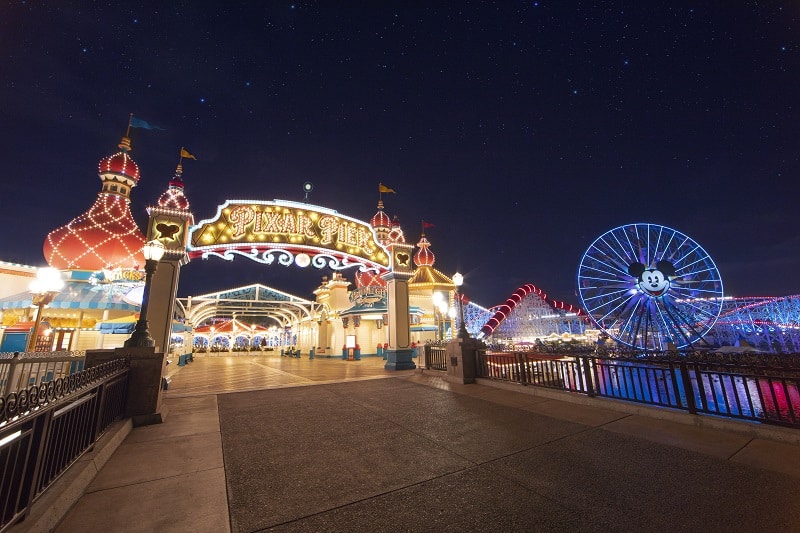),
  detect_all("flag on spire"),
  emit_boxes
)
[422,221,435,229]
[129,116,164,130]
[379,183,396,194]
[180,147,197,160]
